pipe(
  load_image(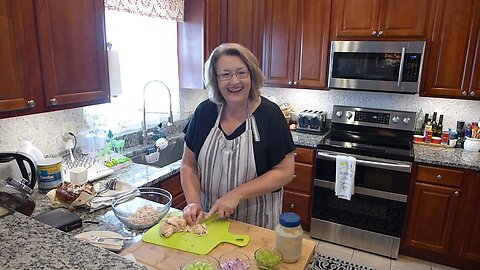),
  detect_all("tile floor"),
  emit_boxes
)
[304,234,460,270]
